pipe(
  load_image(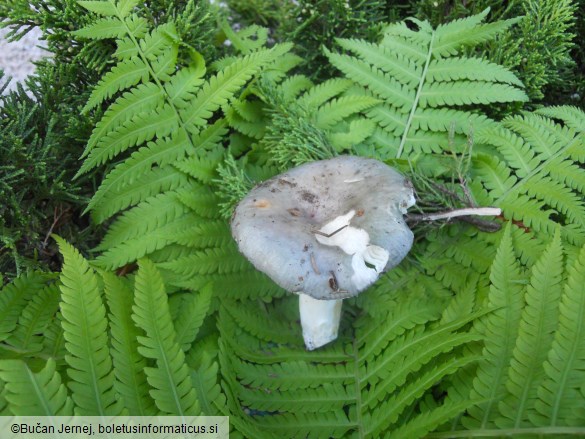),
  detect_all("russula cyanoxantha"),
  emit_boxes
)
[231,156,415,350]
